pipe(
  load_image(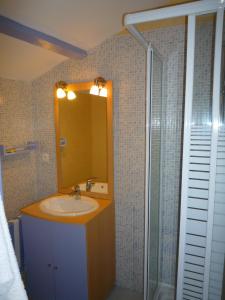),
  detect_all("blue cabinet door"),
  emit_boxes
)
[21,215,55,300]
[51,222,88,300]
[21,215,89,300]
